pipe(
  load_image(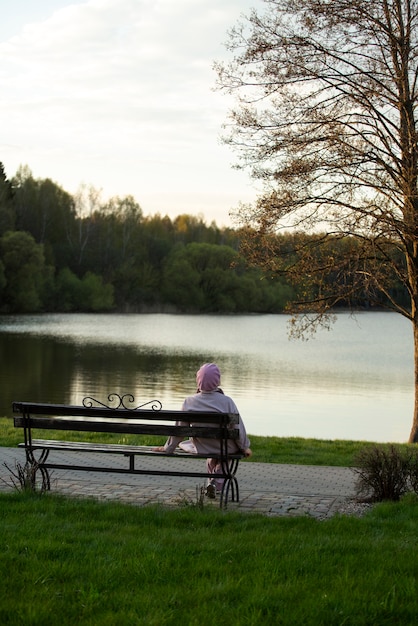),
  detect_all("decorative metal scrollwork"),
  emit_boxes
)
[82,393,162,411]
